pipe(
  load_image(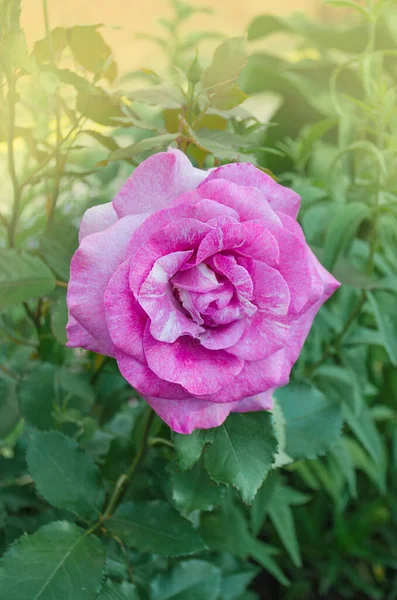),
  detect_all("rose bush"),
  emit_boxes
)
[66,148,339,433]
